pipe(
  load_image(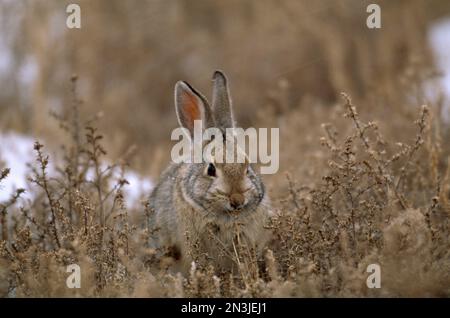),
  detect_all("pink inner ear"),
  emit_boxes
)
[182,92,201,131]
